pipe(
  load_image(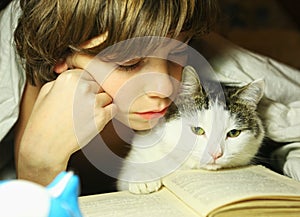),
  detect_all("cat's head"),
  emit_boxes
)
[174,66,265,170]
